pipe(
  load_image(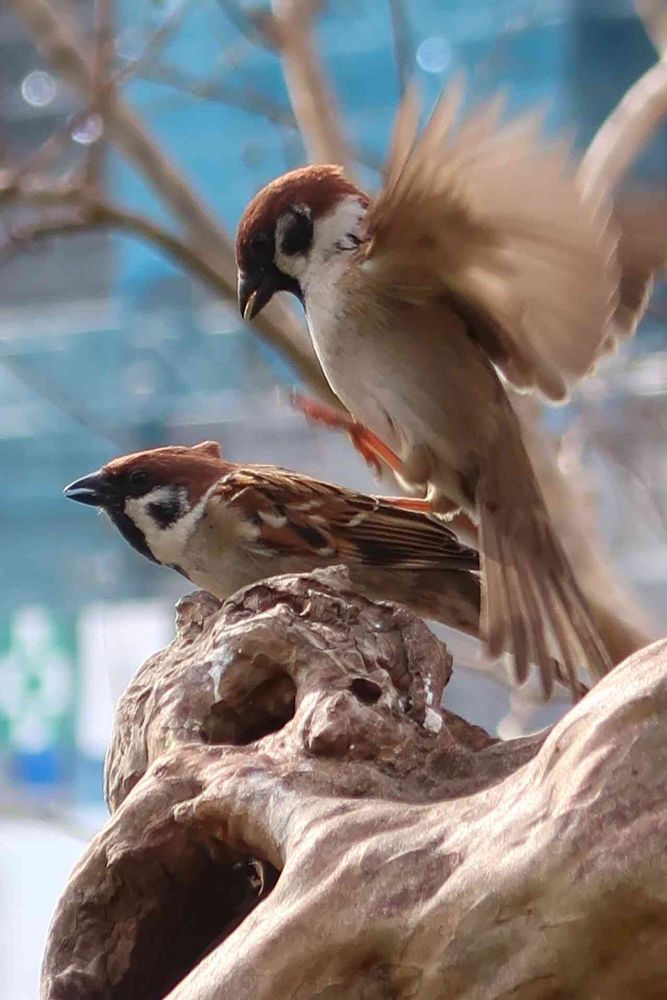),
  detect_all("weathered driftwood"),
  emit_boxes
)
[41,568,667,1000]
